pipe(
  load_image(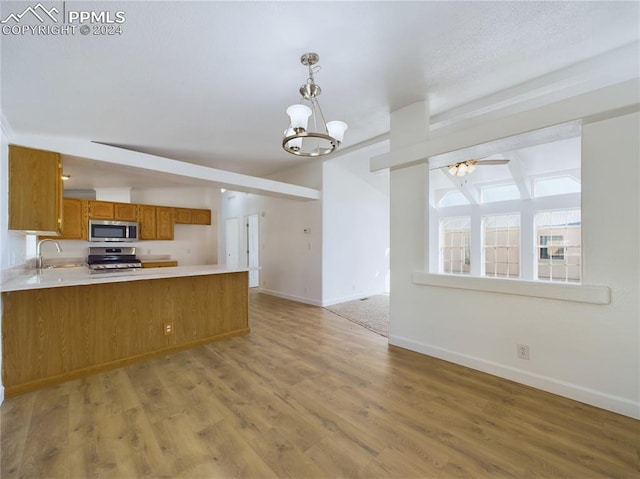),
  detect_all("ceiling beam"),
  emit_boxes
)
[371,79,640,172]
[507,152,531,200]
[8,135,321,201]
[442,169,479,205]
